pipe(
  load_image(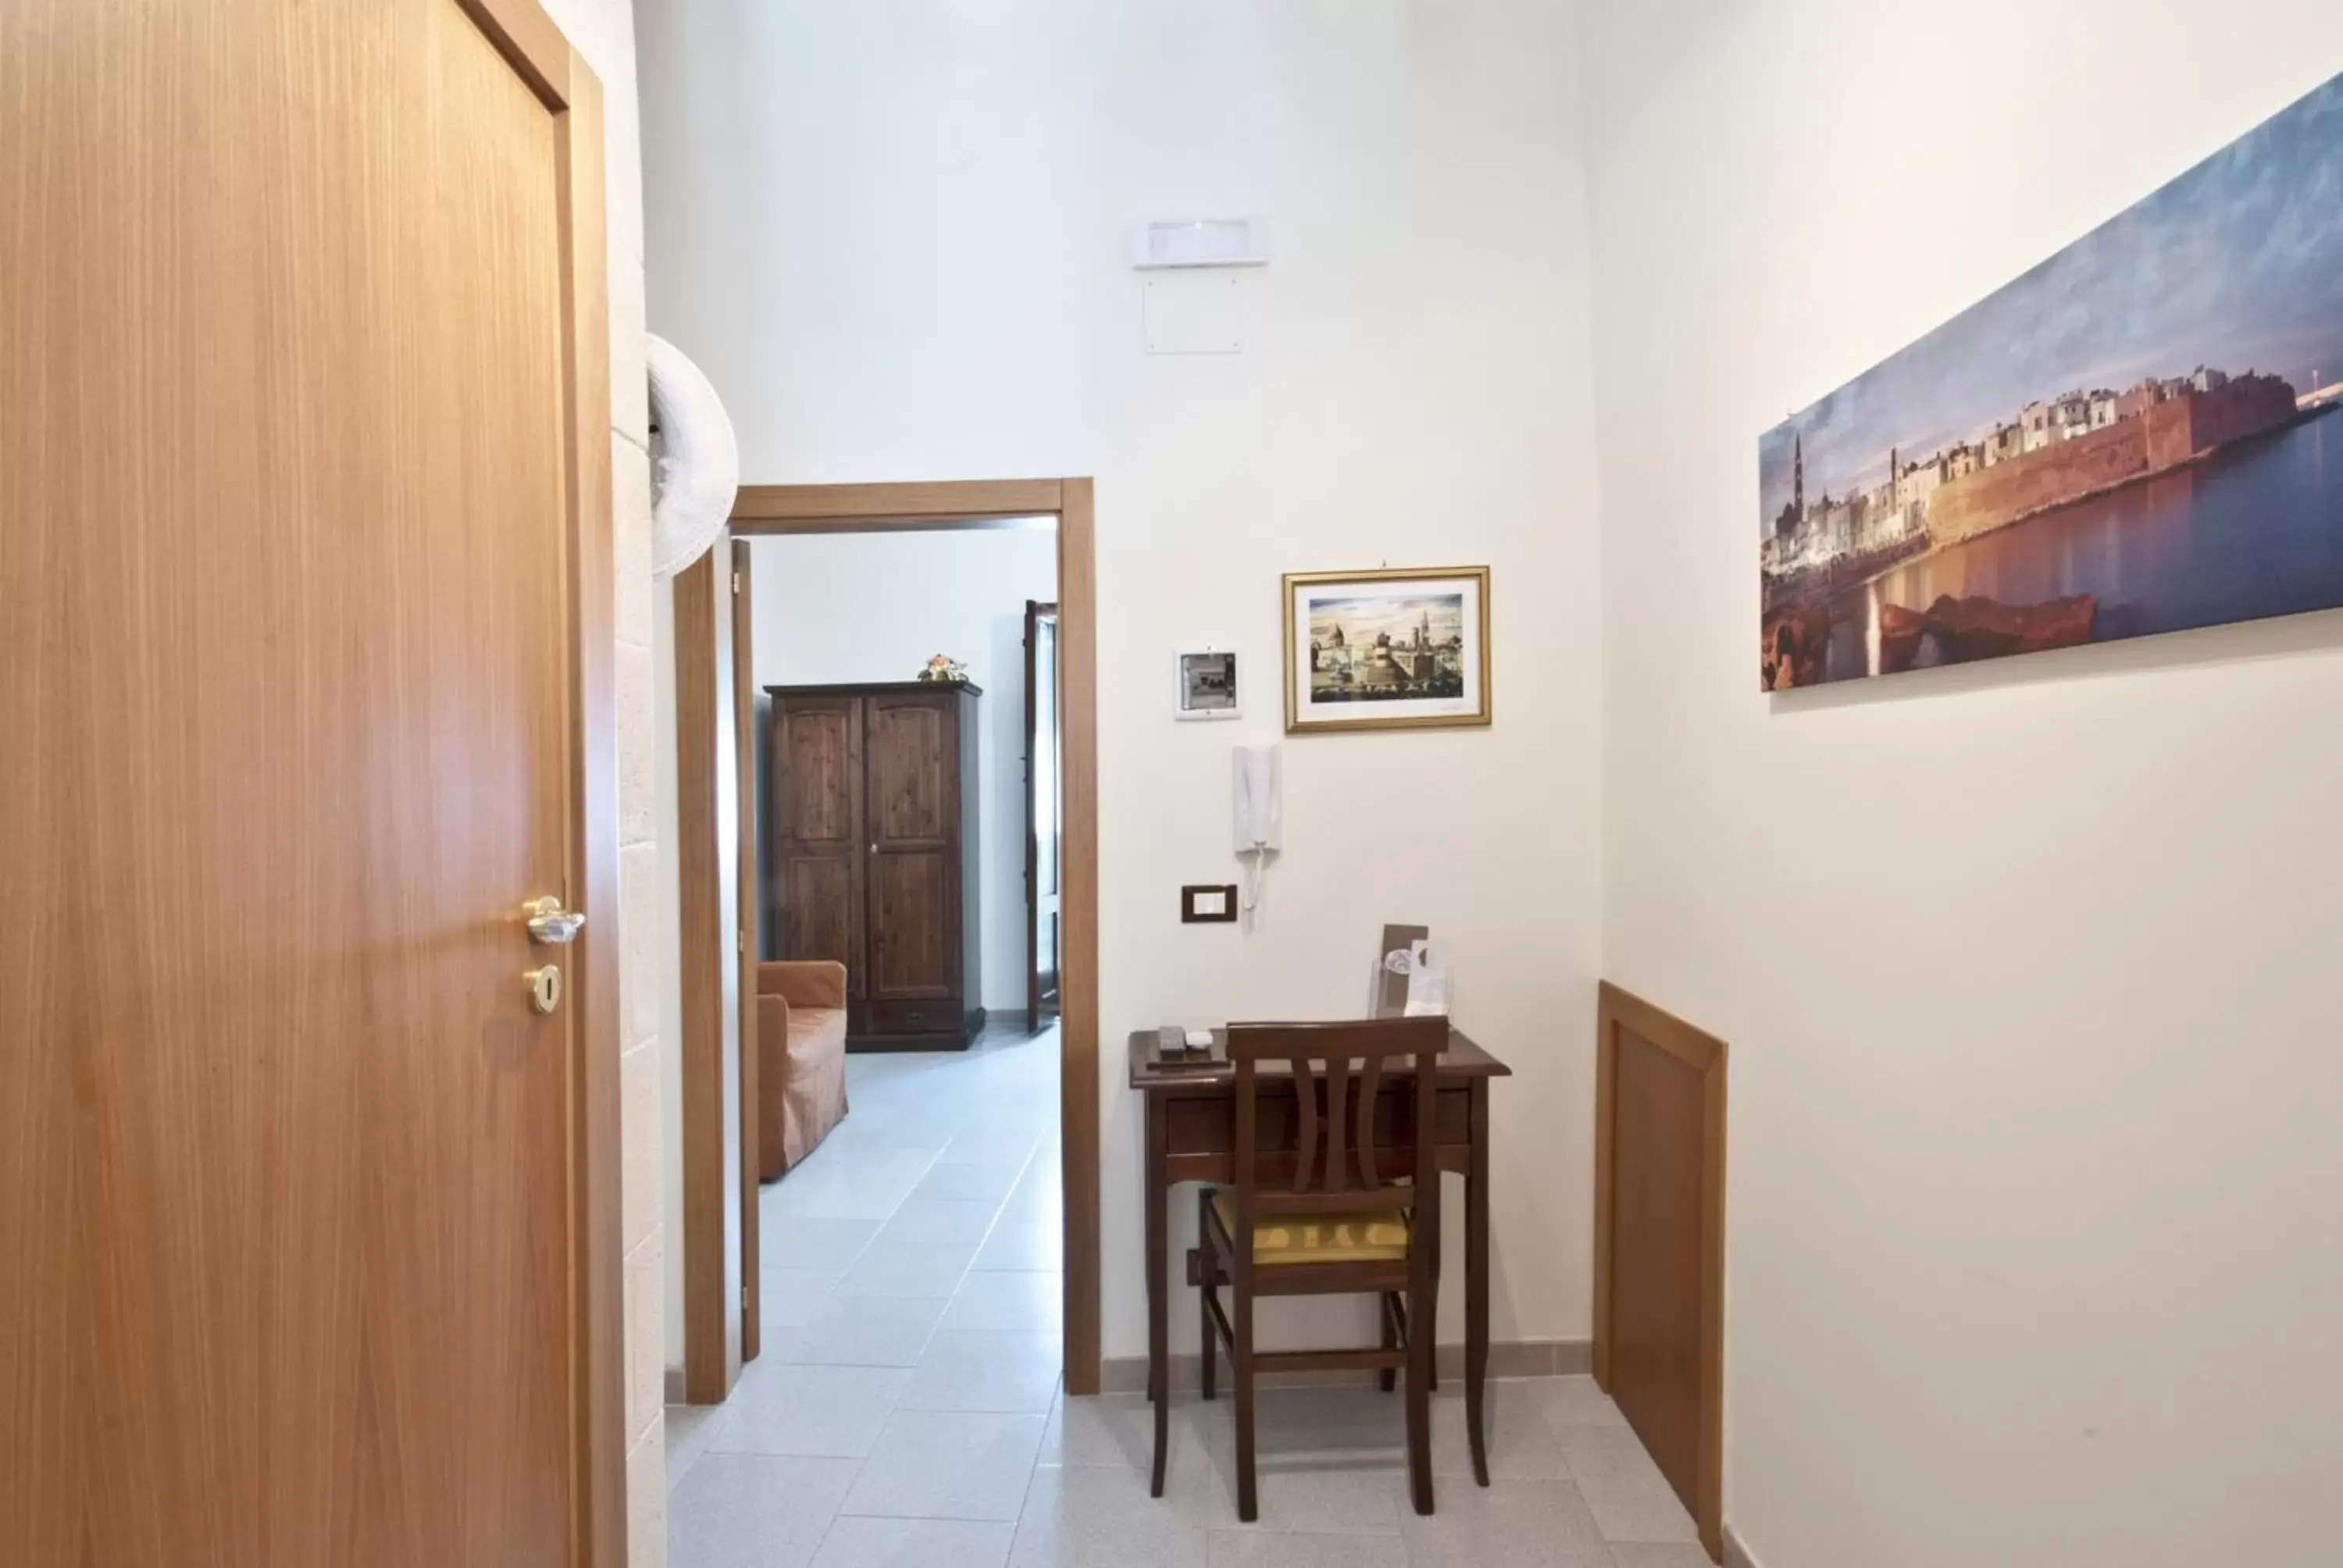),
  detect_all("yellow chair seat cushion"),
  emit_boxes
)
[1211,1191,1410,1266]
